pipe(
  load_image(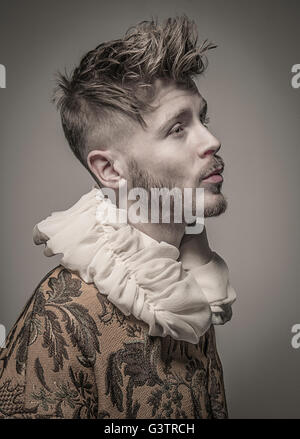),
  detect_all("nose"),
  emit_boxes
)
[197,128,221,159]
